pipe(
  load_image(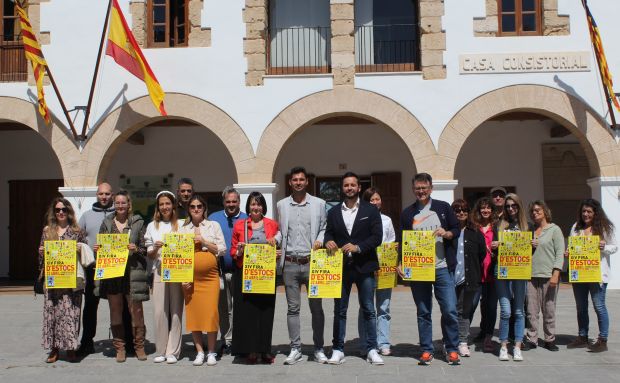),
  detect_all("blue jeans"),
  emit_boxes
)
[358,287,392,351]
[410,267,459,353]
[572,283,609,340]
[496,280,526,343]
[332,268,377,353]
